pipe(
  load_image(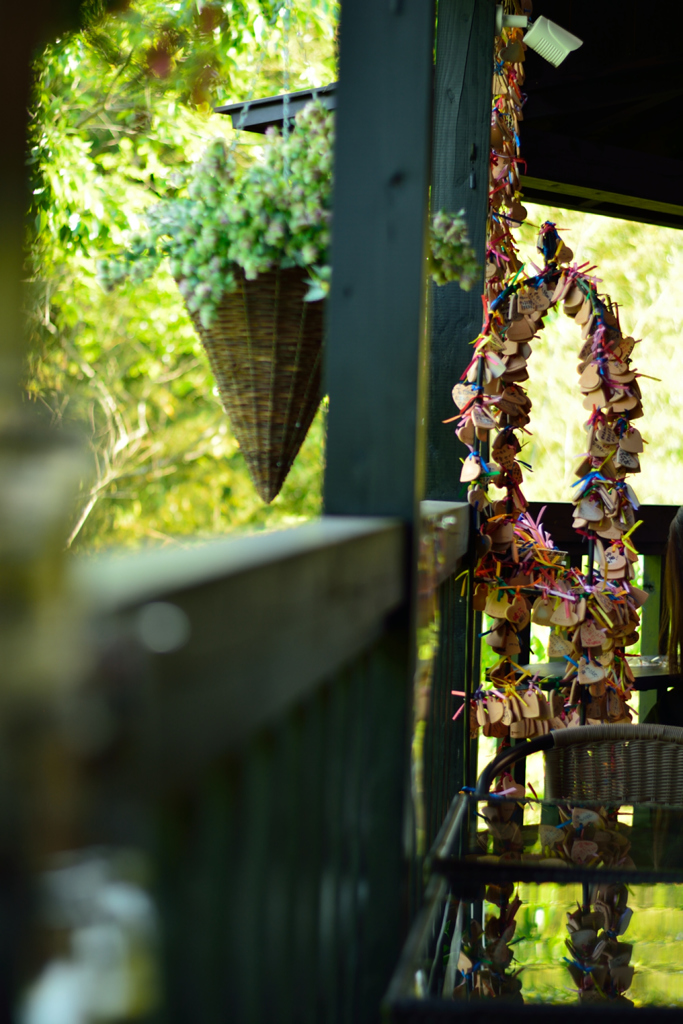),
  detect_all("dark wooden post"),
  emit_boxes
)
[324,1,435,522]
[427,0,495,501]
[424,0,495,792]
[323,0,436,1015]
